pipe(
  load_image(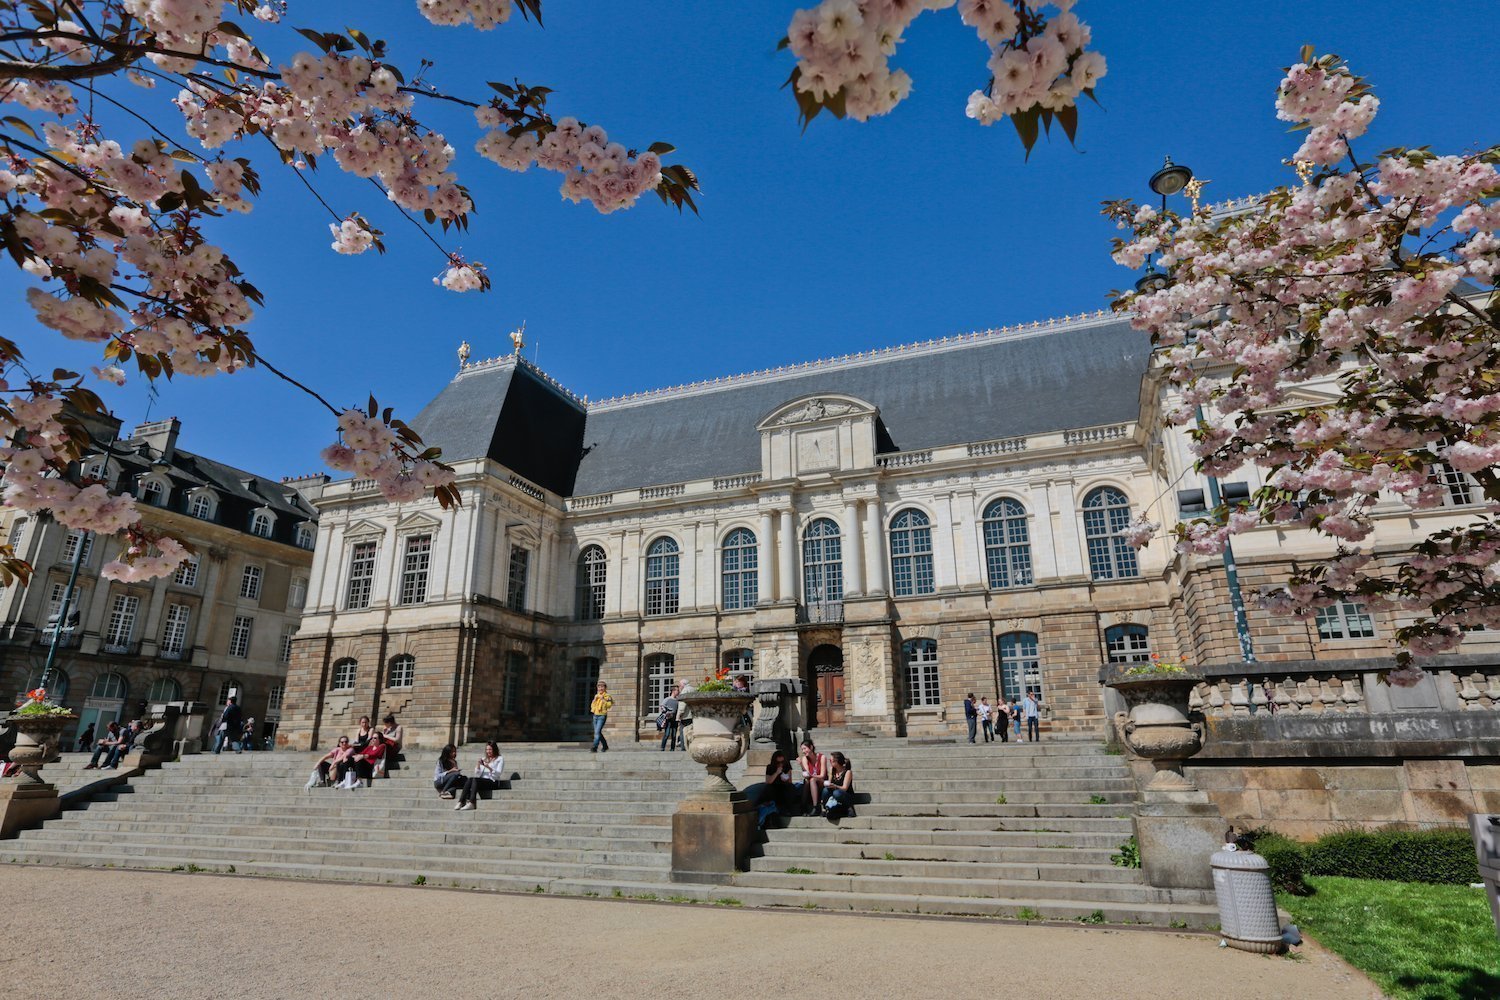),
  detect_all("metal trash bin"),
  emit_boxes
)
[1210,849,1285,953]
[1469,813,1500,941]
